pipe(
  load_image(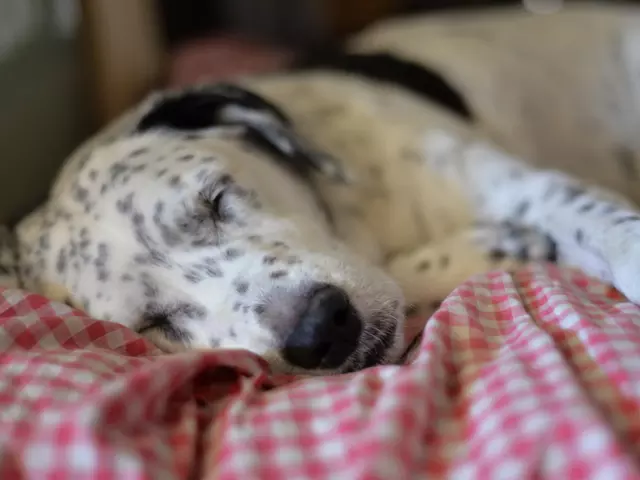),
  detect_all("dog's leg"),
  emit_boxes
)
[386,221,557,313]
[422,130,640,302]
